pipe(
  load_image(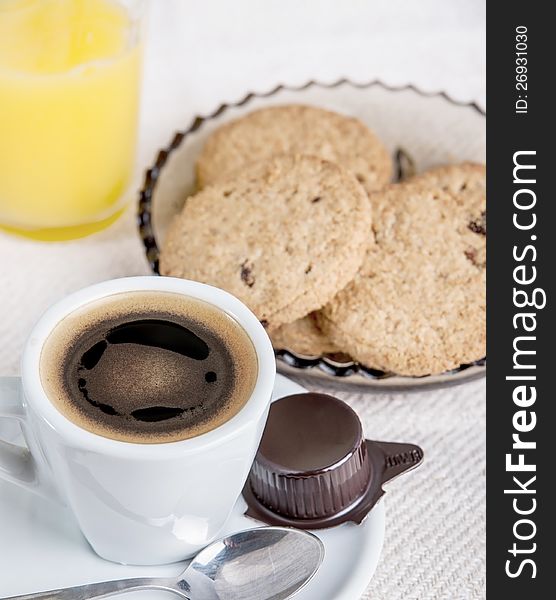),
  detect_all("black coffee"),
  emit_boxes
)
[40,291,258,443]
